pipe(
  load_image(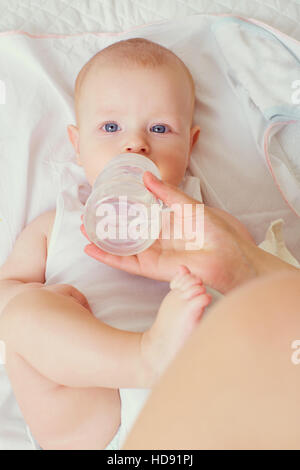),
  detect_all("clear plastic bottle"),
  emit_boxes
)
[83,153,163,256]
